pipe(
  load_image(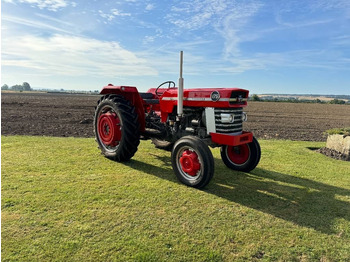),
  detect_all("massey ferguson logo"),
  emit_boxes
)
[210,91,220,102]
